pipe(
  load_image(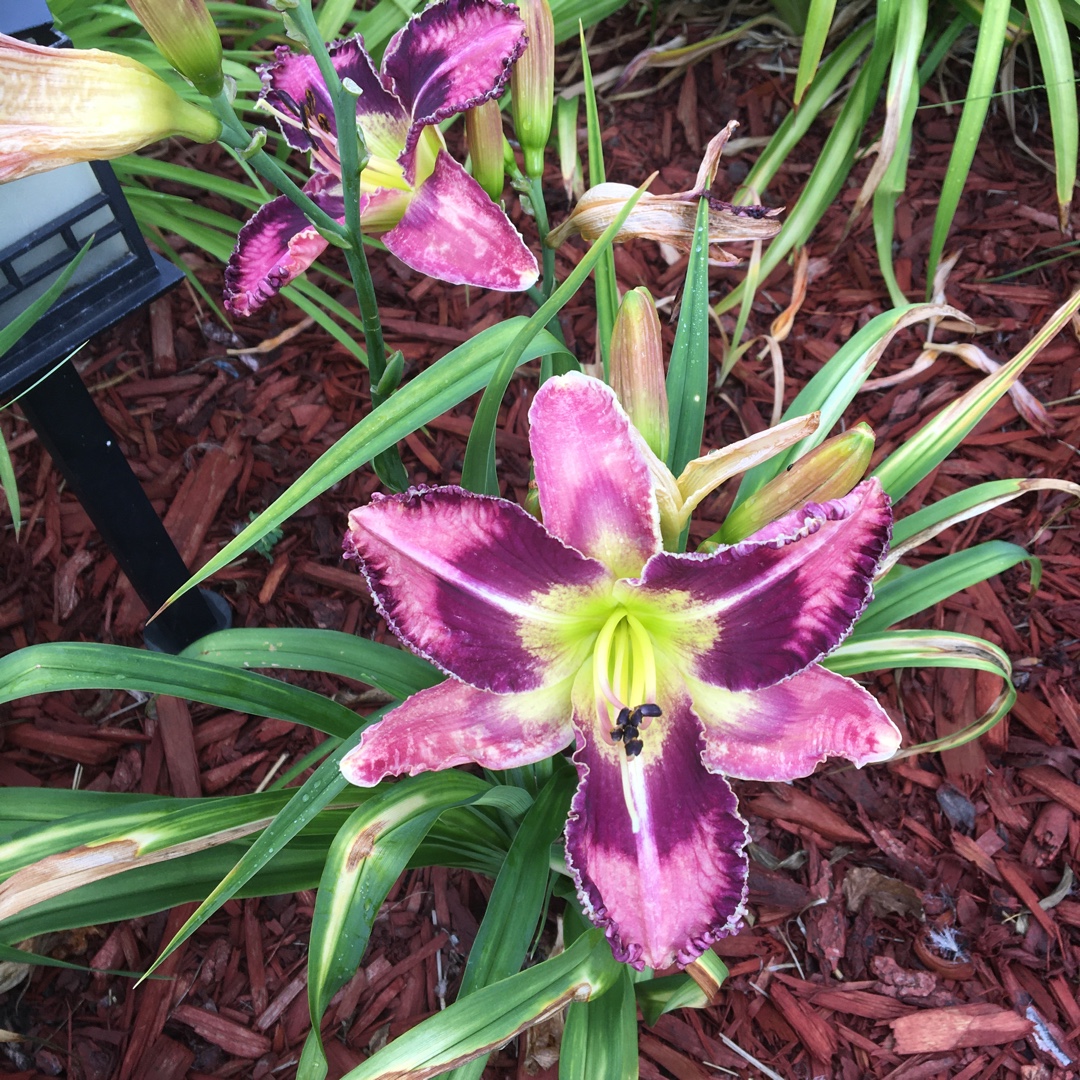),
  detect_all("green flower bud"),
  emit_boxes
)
[509,0,554,179]
[126,0,224,97]
[465,98,505,202]
[610,287,669,461]
[714,424,875,545]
